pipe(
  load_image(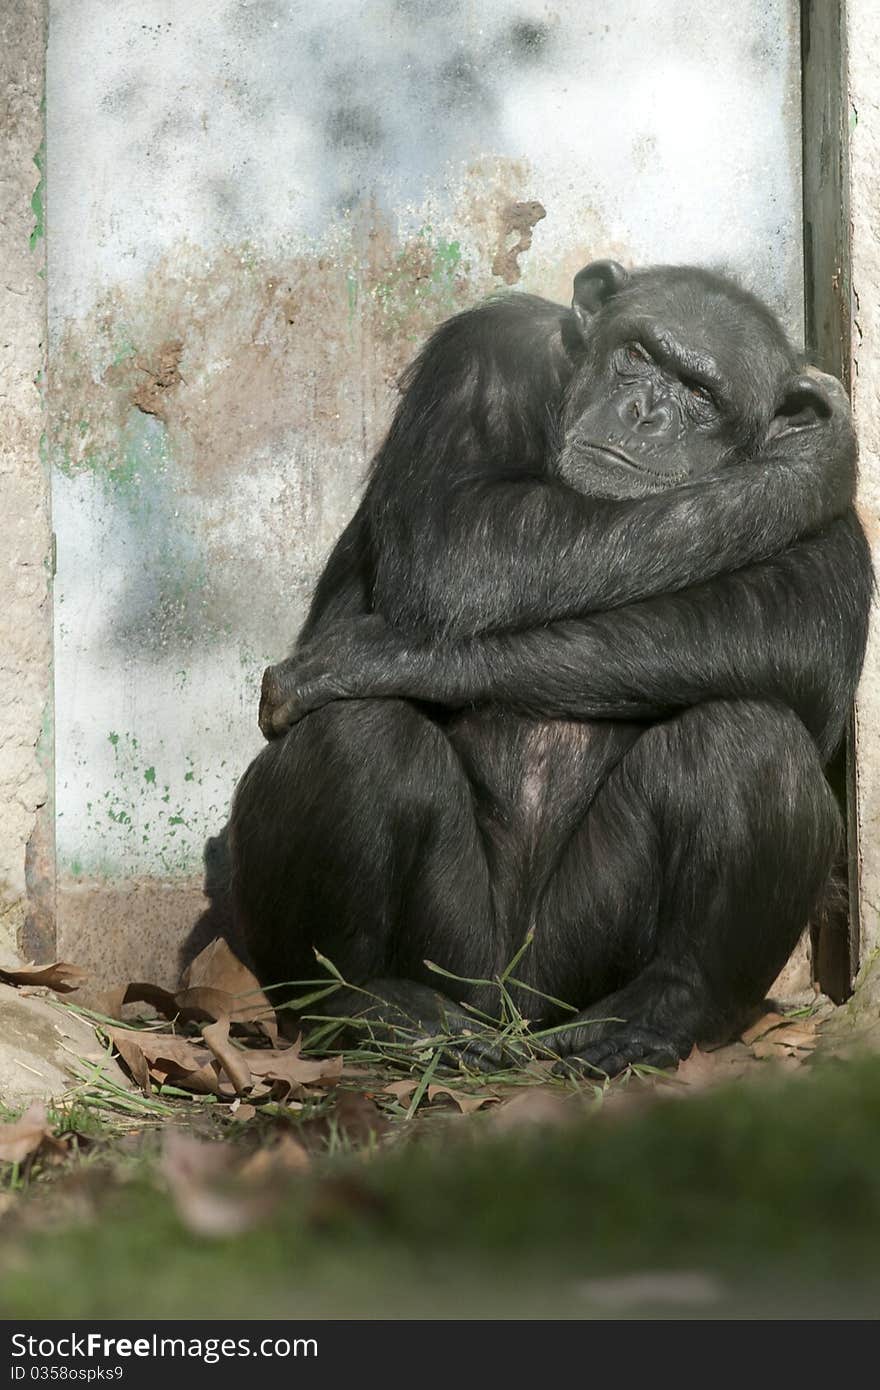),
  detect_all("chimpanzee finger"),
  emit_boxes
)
[269,696,303,737]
